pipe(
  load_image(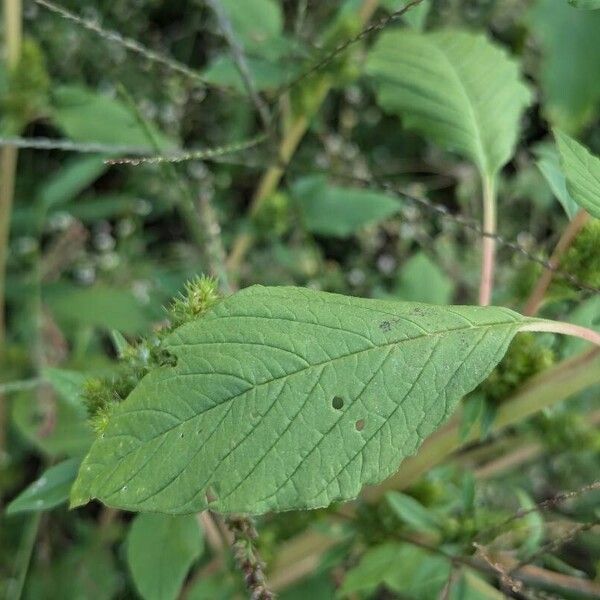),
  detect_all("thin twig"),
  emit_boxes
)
[523,209,590,316]
[34,0,219,91]
[106,133,268,165]
[205,0,272,130]
[274,0,425,97]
